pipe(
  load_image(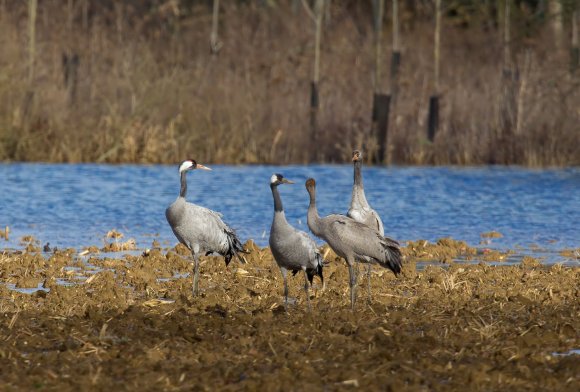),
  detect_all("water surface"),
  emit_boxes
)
[0,164,578,264]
